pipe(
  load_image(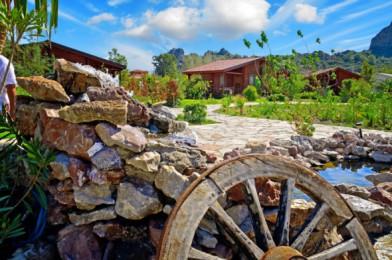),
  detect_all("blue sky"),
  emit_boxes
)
[30,0,392,71]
